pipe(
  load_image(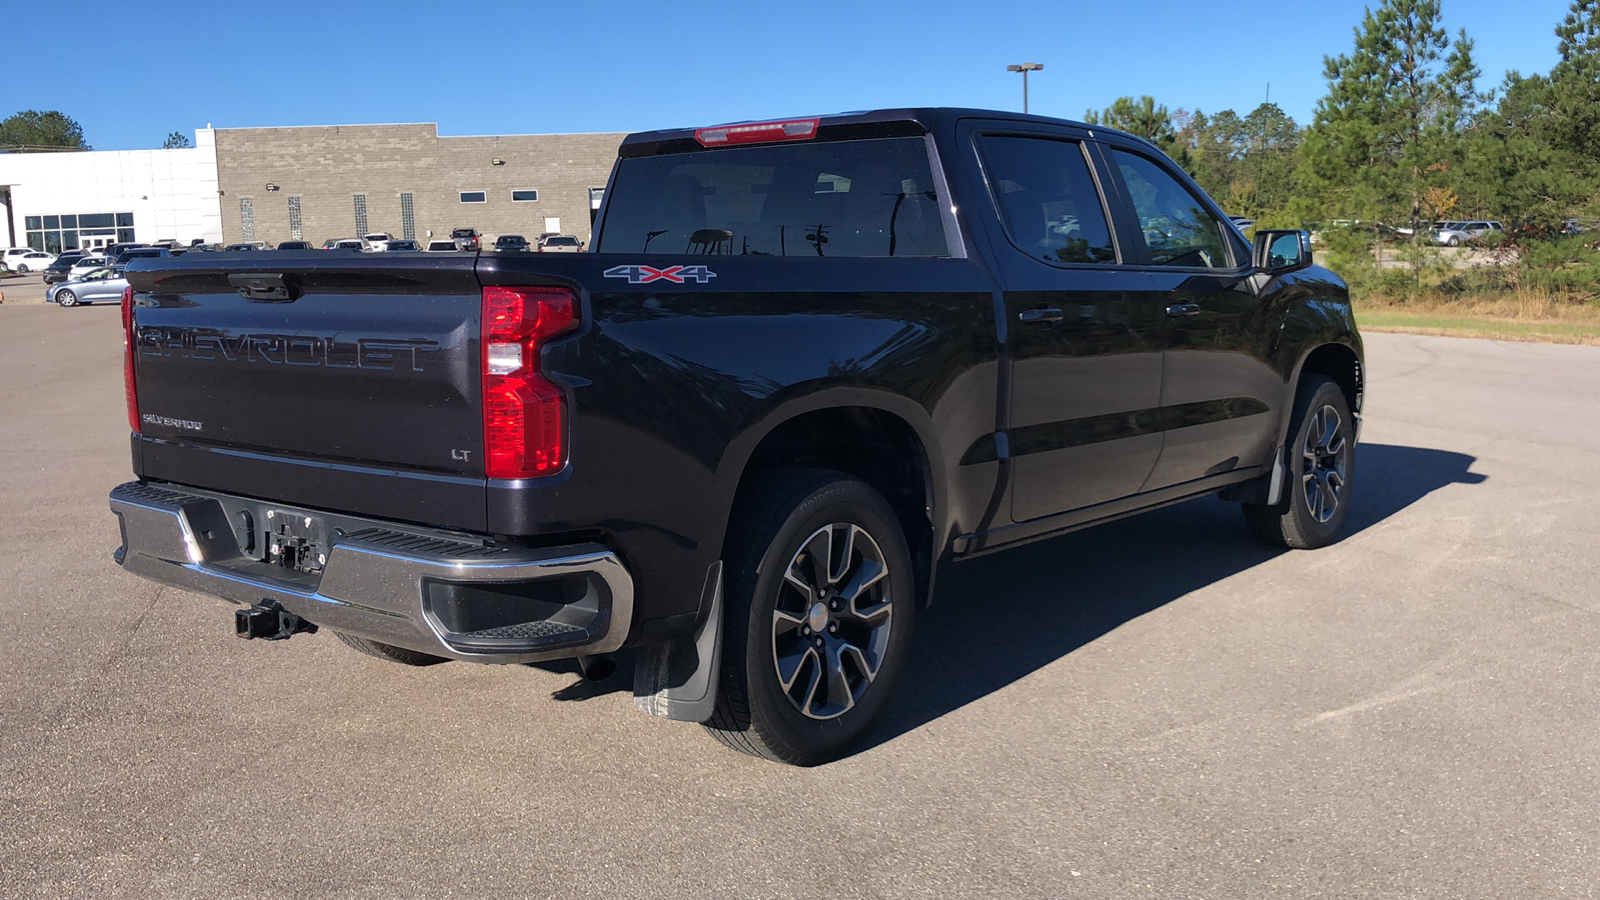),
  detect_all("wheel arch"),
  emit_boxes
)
[715,391,947,609]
